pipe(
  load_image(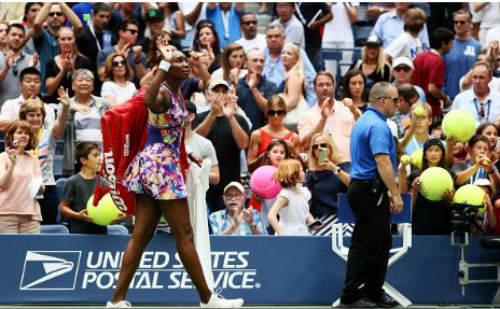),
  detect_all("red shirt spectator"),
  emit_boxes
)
[412,51,445,117]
